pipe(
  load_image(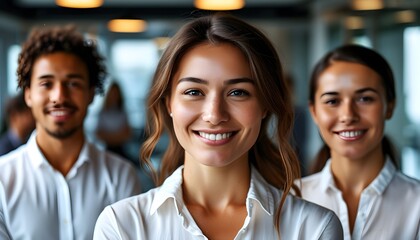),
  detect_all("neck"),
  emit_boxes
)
[36,128,85,176]
[182,159,250,211]
[330,149,385,194]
